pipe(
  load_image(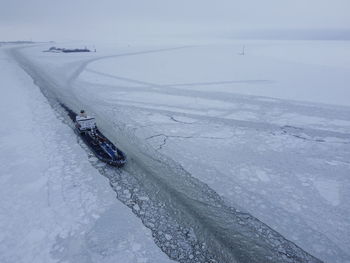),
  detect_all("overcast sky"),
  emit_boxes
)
[1,0,350,41]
